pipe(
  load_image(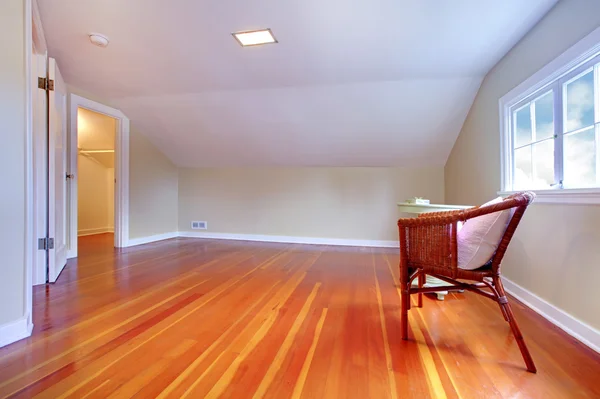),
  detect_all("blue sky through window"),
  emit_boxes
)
[565,70,595,132]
